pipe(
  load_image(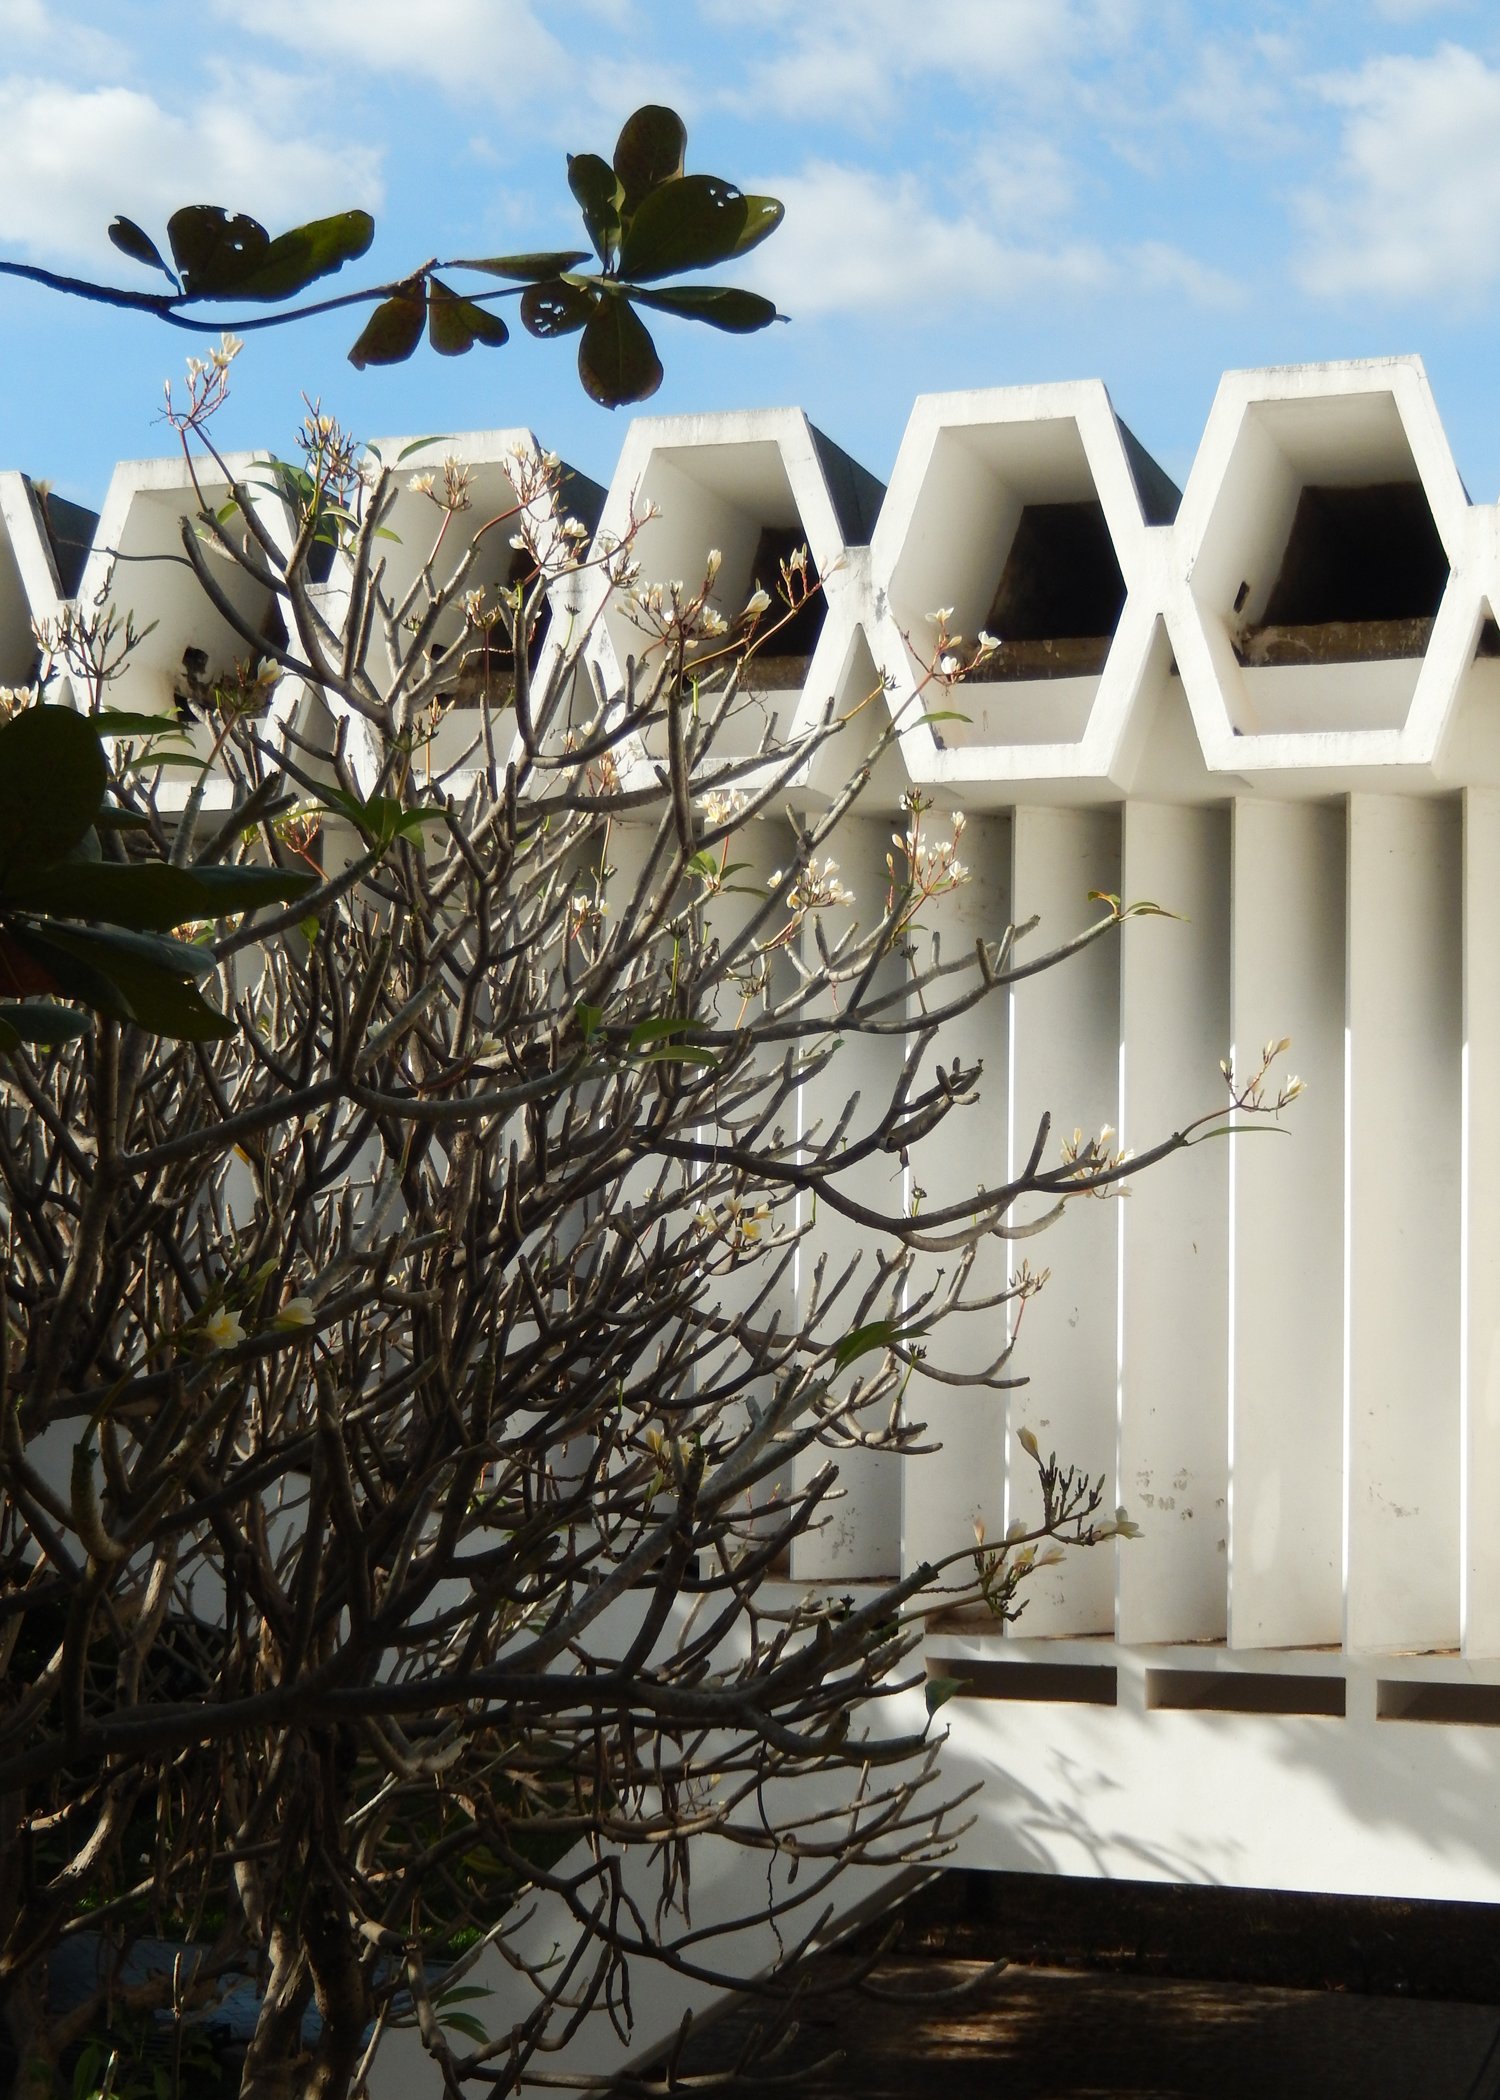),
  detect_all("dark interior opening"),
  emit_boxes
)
[741,522,824,690]
[29,481,97,600]
[1238,481,1453,667]
[974,500,1125,681]
[433,546,540,707]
